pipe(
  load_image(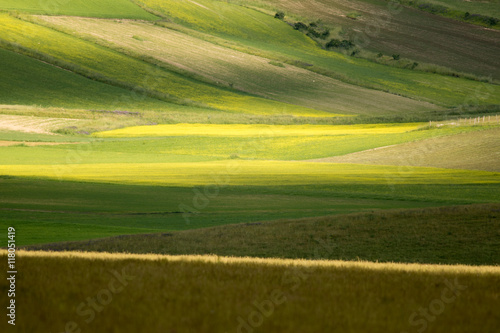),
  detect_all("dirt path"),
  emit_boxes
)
[0,141,86,147]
